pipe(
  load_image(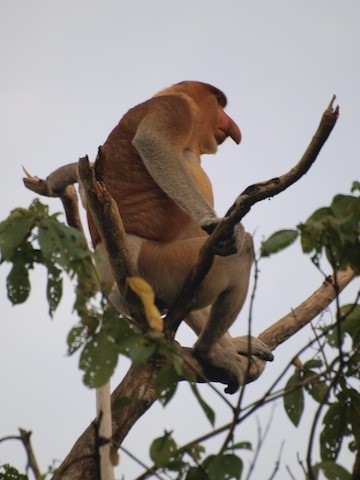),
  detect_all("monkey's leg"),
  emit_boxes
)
[138,235,272,359]
[192,232,273,362]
